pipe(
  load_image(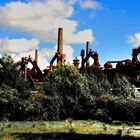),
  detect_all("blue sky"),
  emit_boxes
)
[0,0,140,69]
